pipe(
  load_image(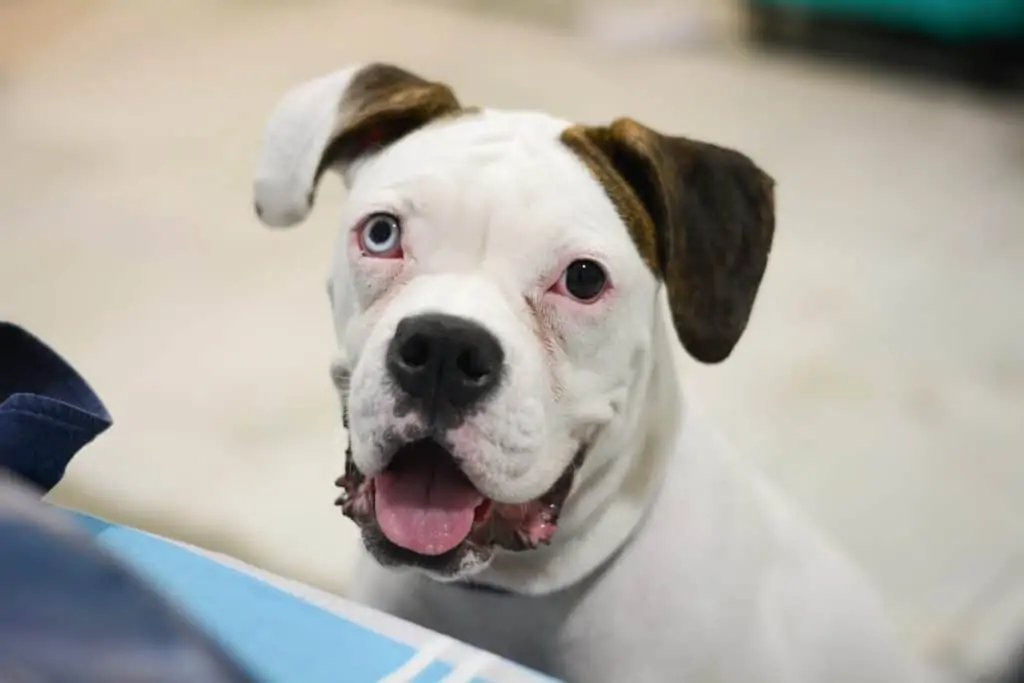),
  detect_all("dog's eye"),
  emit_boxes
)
[357,212,403,258]
[558,259,608,303]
